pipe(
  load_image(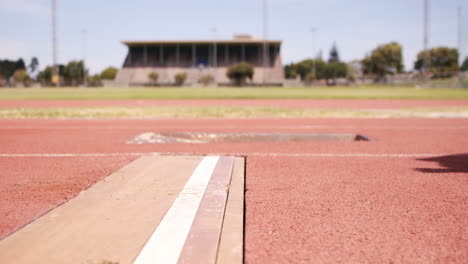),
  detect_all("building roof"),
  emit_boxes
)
[122,39,282,46]
[122,34,281,46]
